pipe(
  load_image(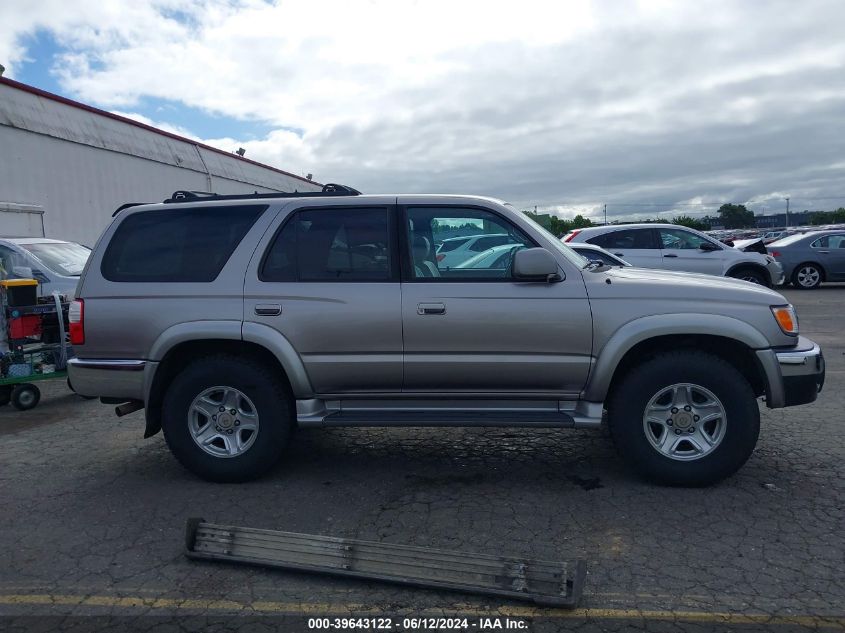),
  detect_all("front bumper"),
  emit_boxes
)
[756,336,825,408]
[67,358,148,400]
[766,259,785,286]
